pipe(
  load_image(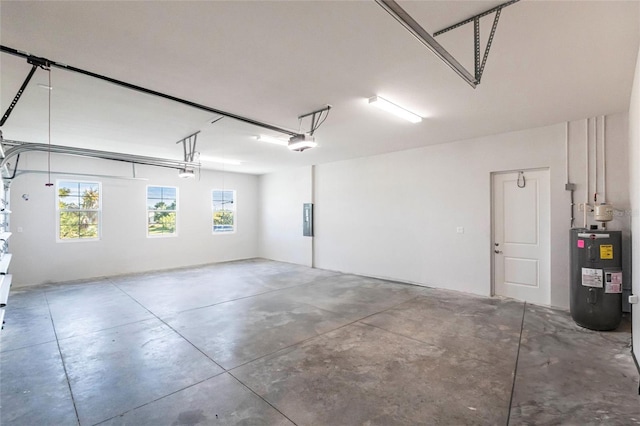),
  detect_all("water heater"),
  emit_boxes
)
[570,229,622,330]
